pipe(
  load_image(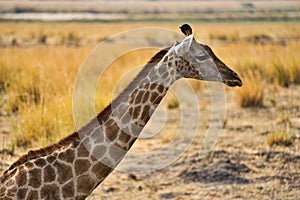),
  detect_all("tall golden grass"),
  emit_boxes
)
[0,46,91,148]
[0,22,299,149]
